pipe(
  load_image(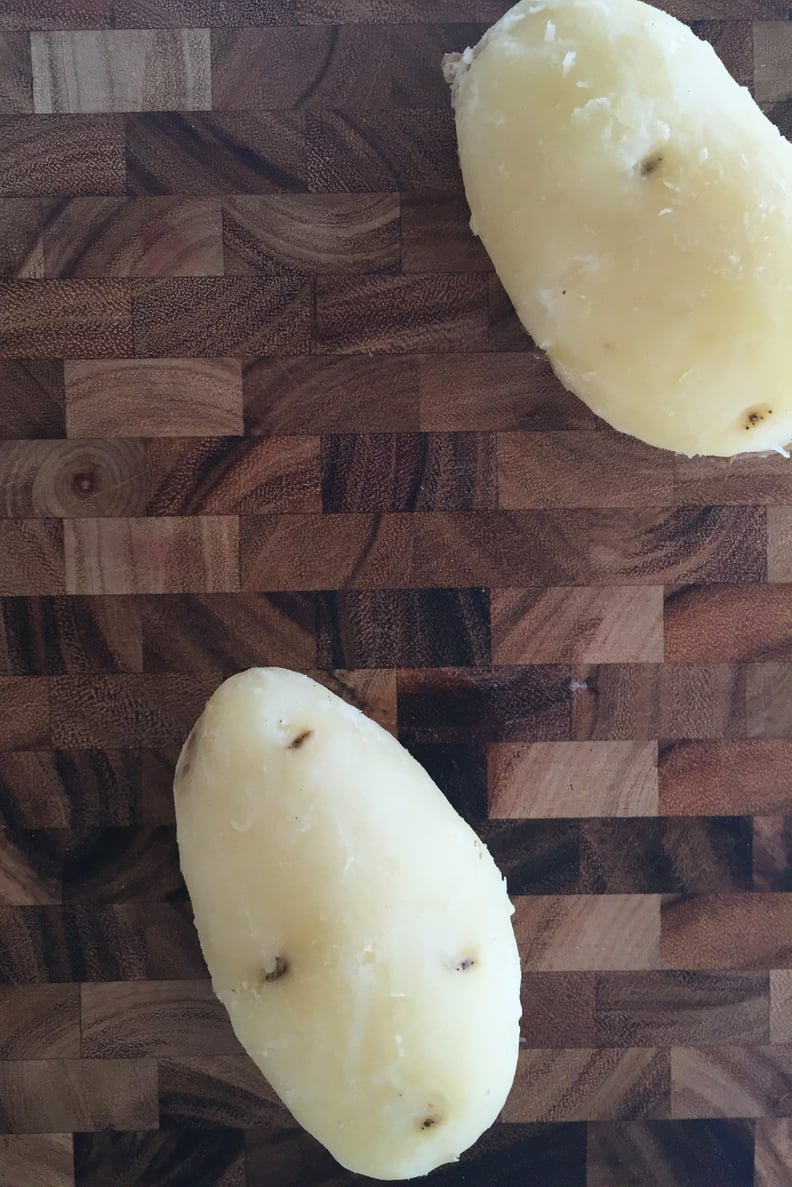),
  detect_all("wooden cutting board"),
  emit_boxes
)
[0,2,790,1185]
